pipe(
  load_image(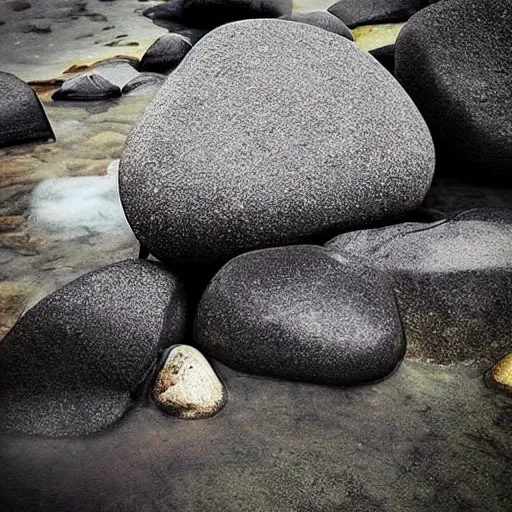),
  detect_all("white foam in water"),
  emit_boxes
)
[29,160,133,237]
